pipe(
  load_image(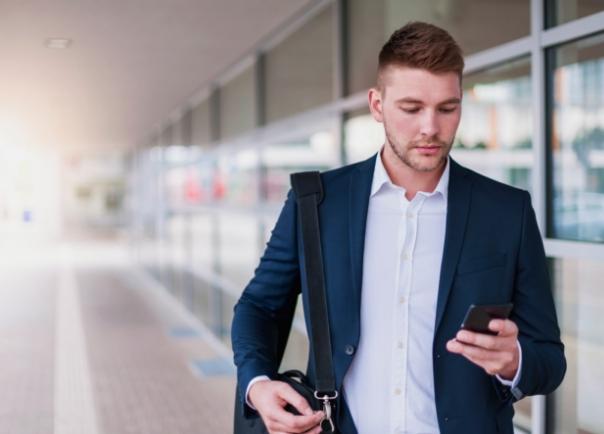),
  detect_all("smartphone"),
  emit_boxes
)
[460,303,513,335]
